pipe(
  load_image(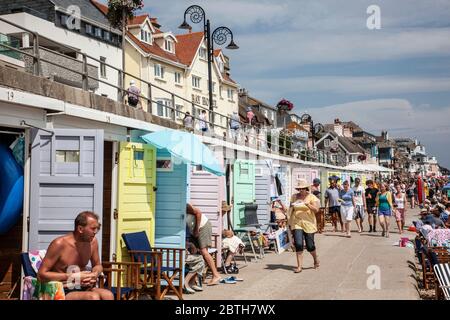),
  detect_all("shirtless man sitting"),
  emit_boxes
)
[38,211,114,300]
